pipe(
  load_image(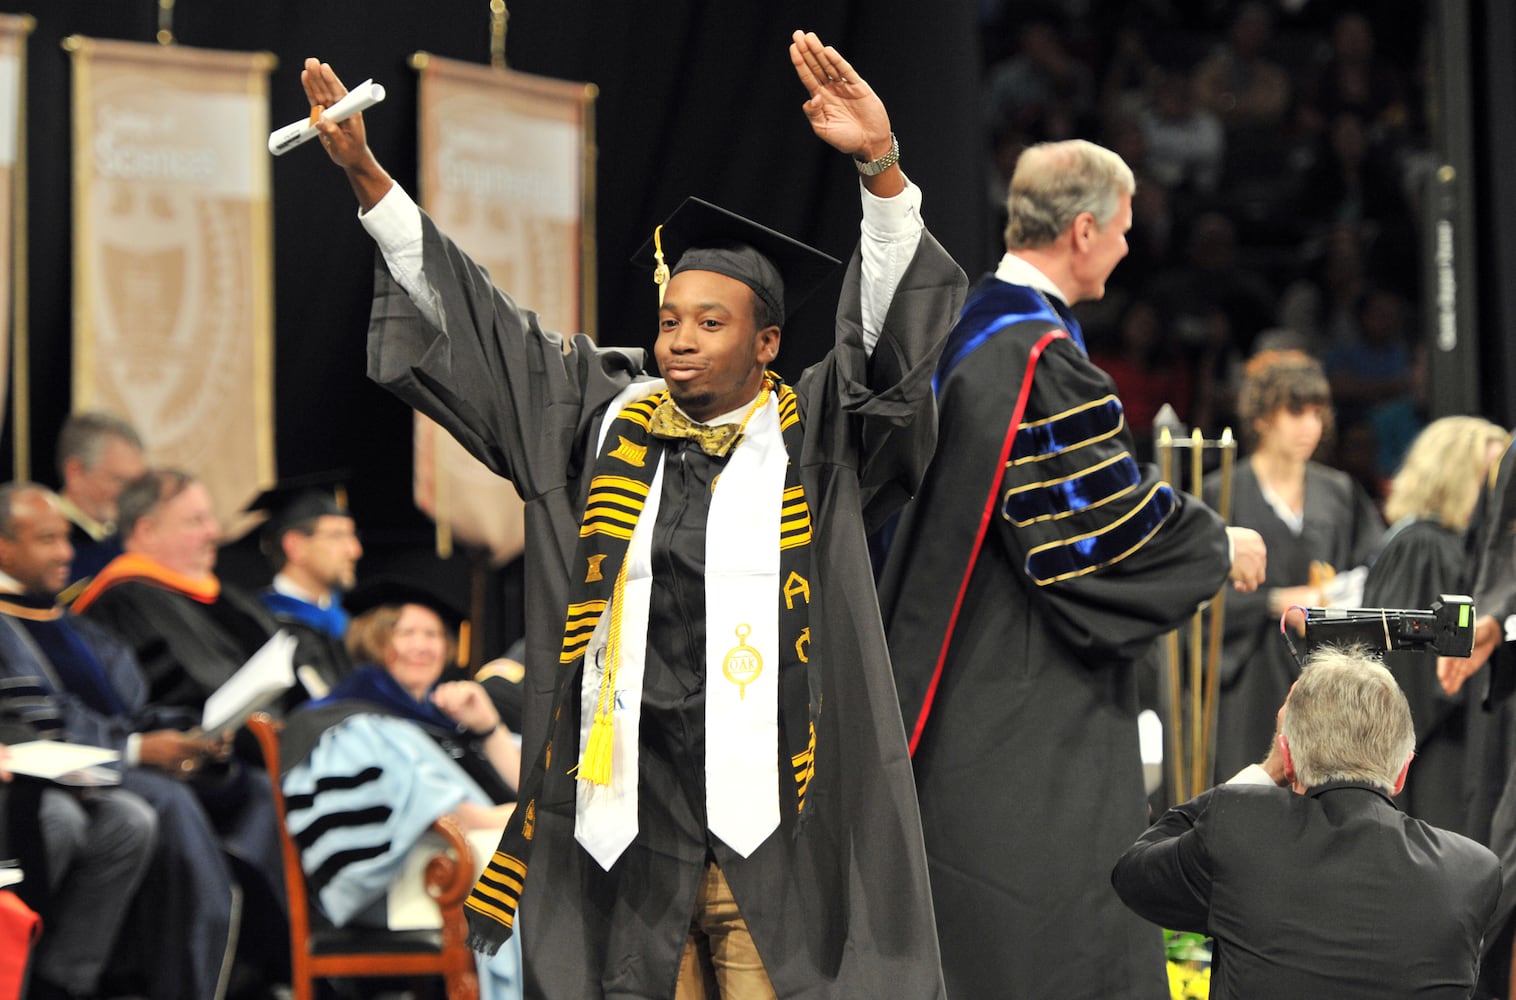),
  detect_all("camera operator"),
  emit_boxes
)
[1112,645,1499,999]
